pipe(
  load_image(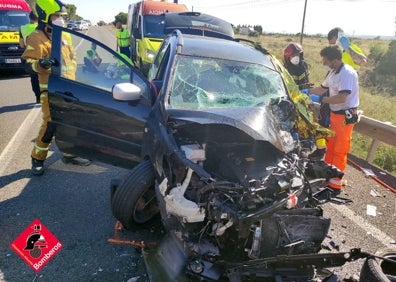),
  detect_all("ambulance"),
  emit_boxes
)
[127,0,188,76]
[0,0,30,70]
